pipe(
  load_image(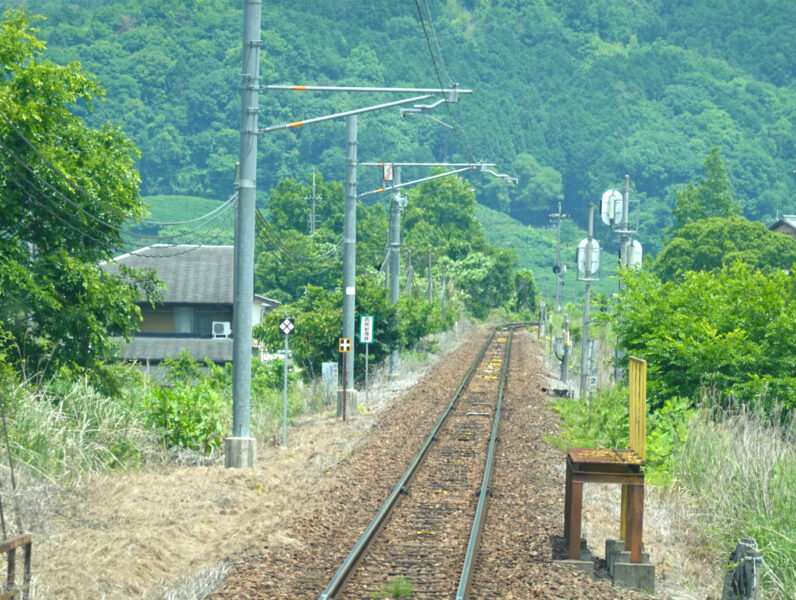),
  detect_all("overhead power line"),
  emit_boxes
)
[255,209,342,267]
[1,110,239,242]
[0,135,237,246]
[414,0,476,164]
